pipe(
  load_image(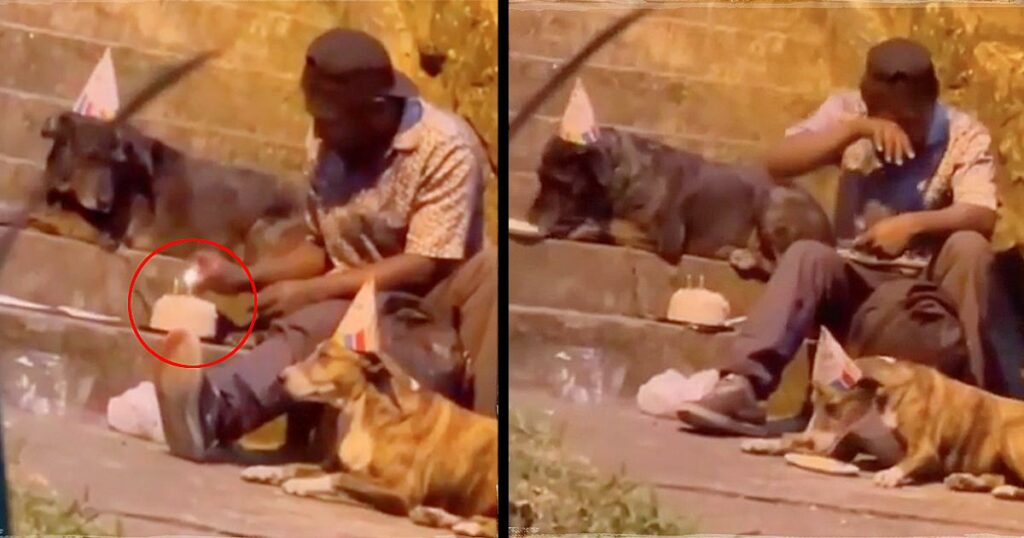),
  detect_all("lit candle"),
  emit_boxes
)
[183,266,199,296]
